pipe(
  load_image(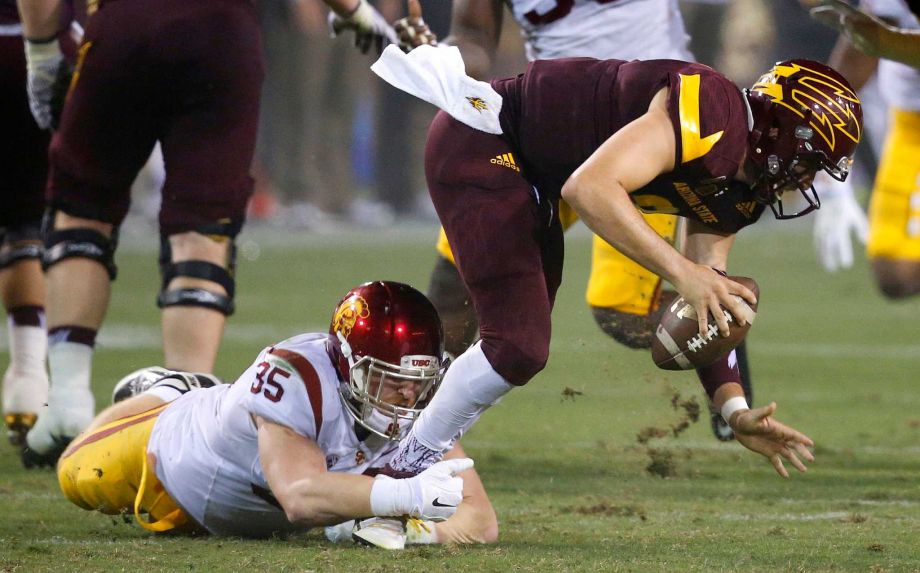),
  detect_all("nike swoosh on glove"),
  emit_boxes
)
[370,457,473,521]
